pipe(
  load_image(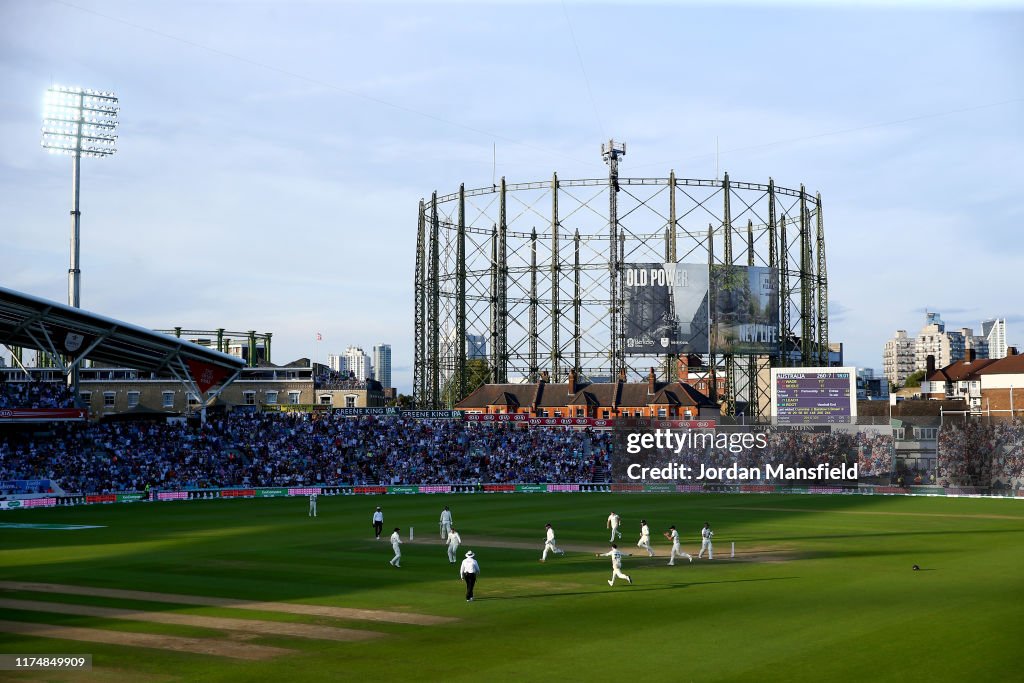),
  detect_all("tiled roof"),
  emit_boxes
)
[490,391,520,407]
[567,391,600,406]
[456,380,715,410]
[974,353,1024,376]
[457,384,536,409]
[927,358,998,382]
